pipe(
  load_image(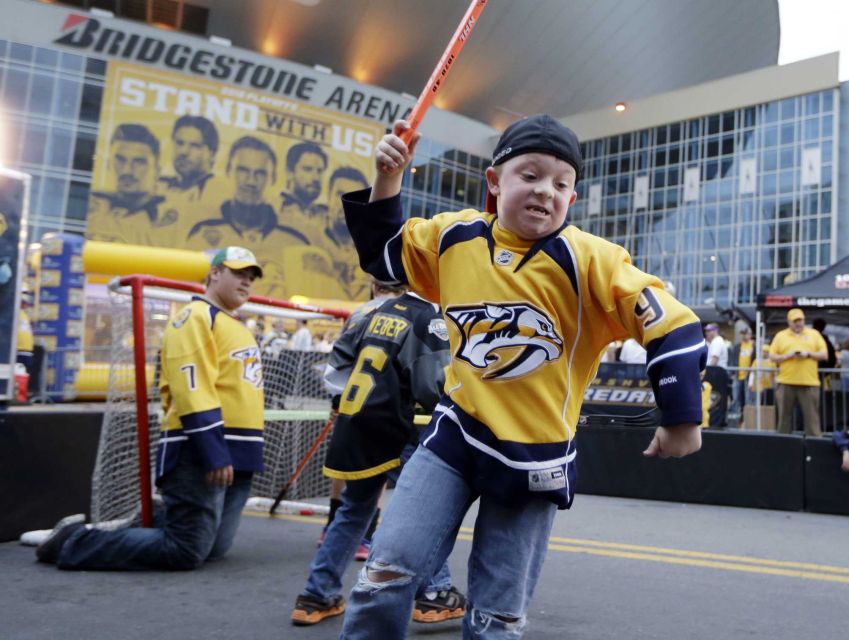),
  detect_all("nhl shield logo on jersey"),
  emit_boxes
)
[428,318,449,341]
[172,307,192,328]
[494,249,513,266]
[445,302,563,380]
[230,346,263,388]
